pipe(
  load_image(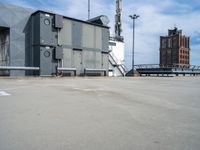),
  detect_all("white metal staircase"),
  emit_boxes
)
[109,52,127,76]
